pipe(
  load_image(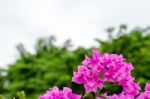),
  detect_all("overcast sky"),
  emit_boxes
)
[0,0,150,67]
